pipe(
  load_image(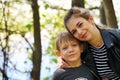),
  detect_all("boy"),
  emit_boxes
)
[52,31,98,80]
